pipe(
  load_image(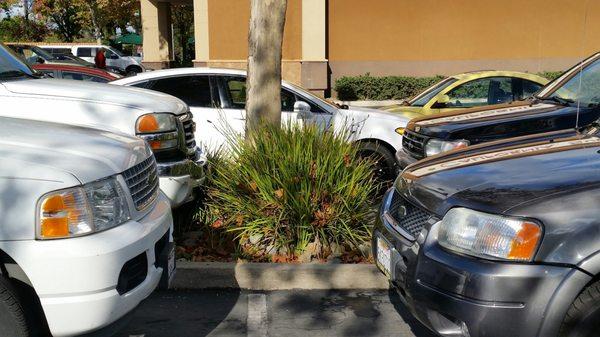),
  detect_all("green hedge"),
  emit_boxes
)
[334,72,563,101]
[334,74,445,101]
